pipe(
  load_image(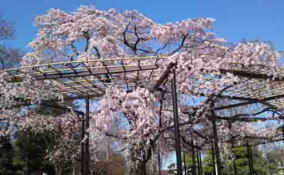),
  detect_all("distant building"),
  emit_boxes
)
[161,170,174,175]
